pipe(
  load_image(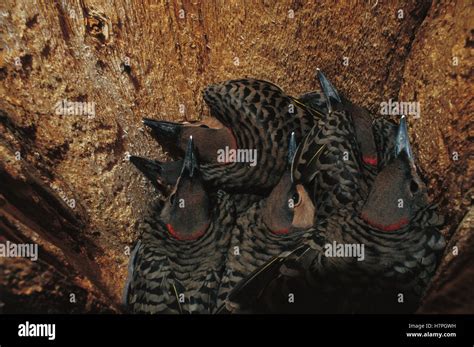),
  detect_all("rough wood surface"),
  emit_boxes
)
[0,0,472,313]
